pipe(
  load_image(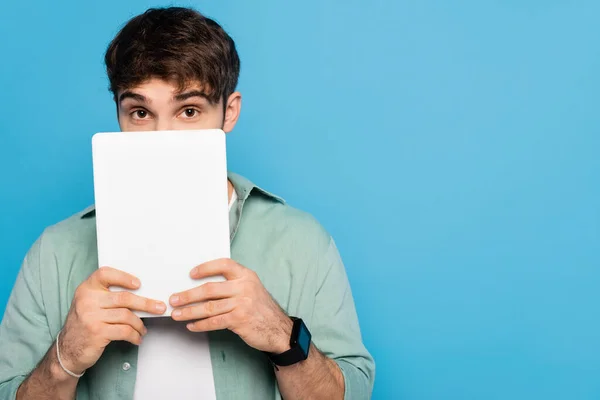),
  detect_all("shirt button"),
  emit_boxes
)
[122,362,131,371]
